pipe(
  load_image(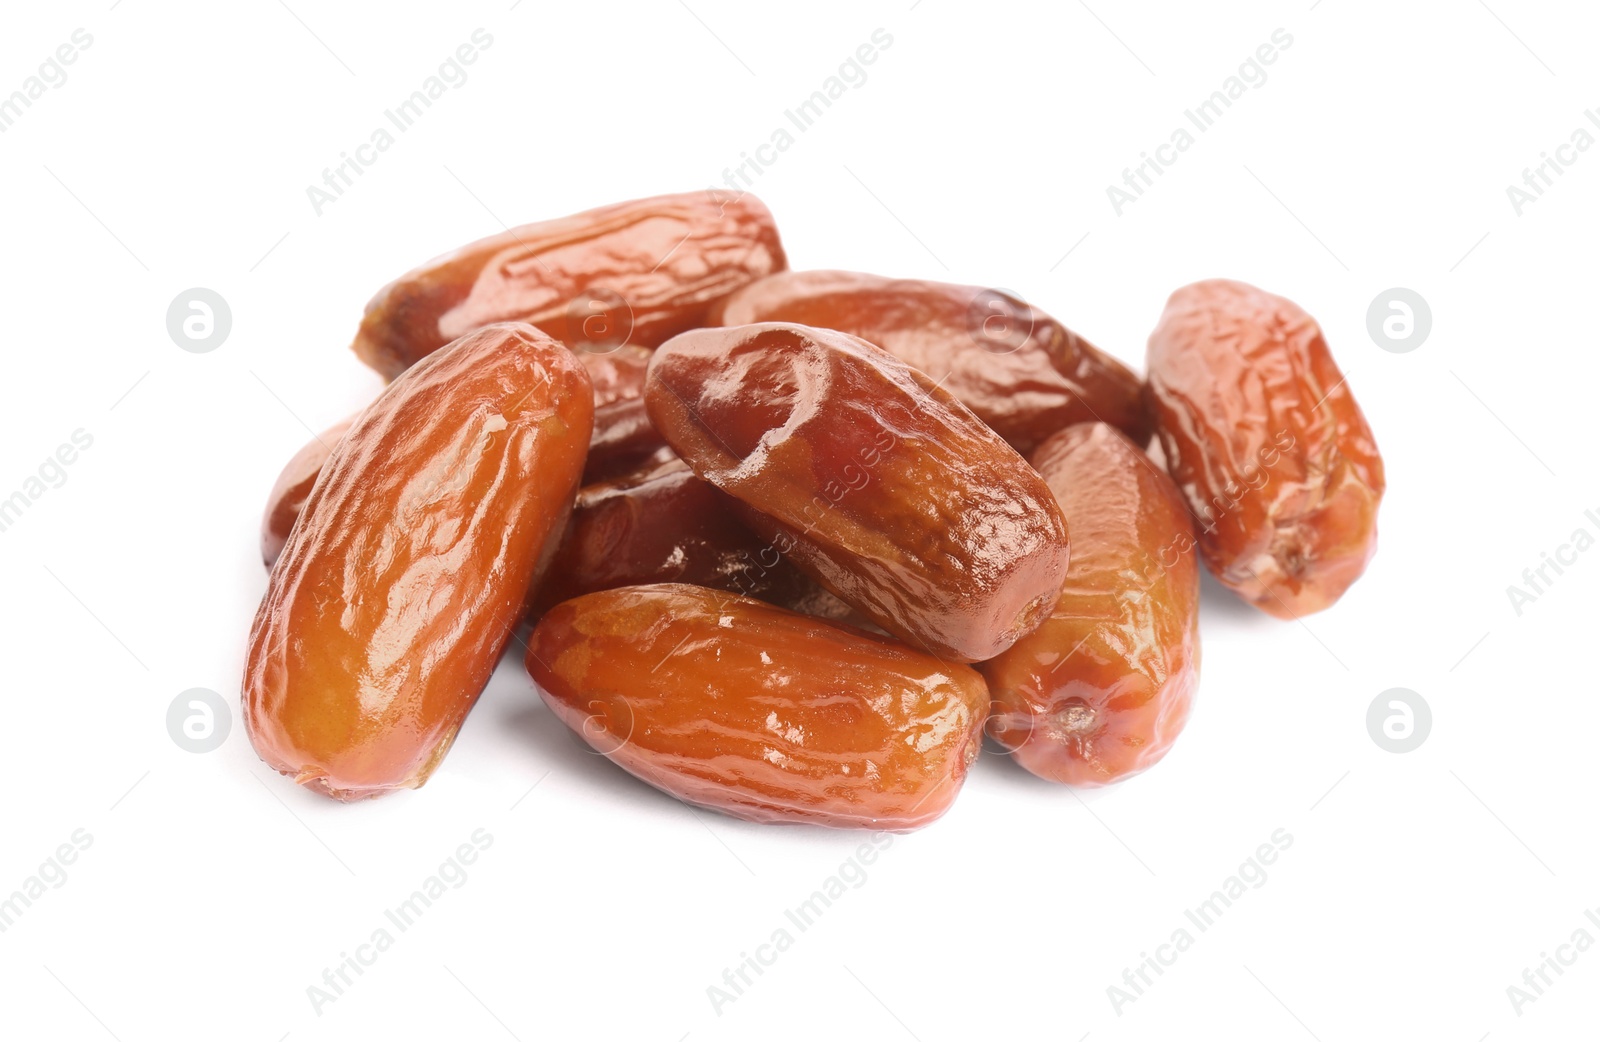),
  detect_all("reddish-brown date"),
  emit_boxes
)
[982,423,1199,786]
[645,322,1071,662]
[712,270,1148,454]
[528,455,814,618]
[259,416,354,567]
[575,344,669,482]
[351,192,787,380]
[526,584,990,829]
[1145,279,1385,617]
[243,323,593,800]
